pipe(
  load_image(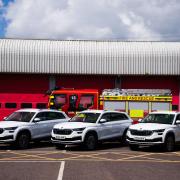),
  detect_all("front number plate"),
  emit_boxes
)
[134,136,145,141]
[56,136,66,140]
